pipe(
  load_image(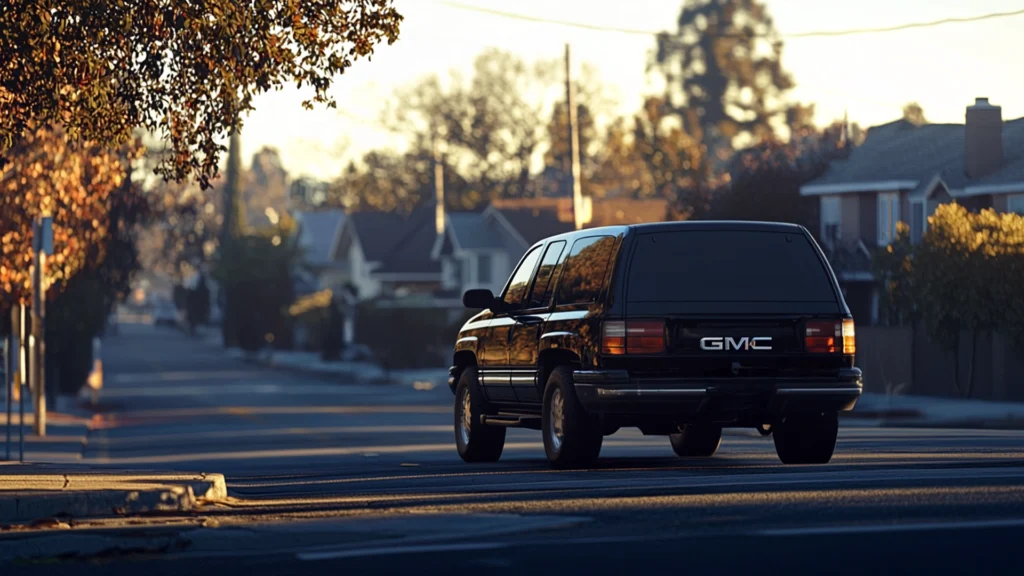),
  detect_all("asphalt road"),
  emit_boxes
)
[6,322,1024,574]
